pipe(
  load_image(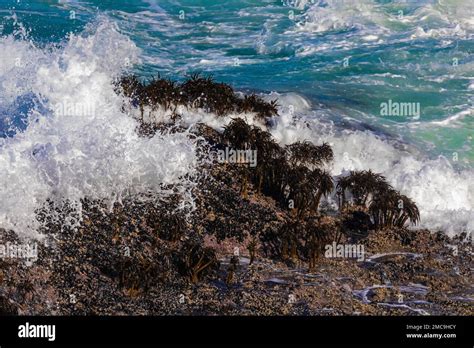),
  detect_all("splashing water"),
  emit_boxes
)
[0,0,473,237]
[0,19,200,238]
